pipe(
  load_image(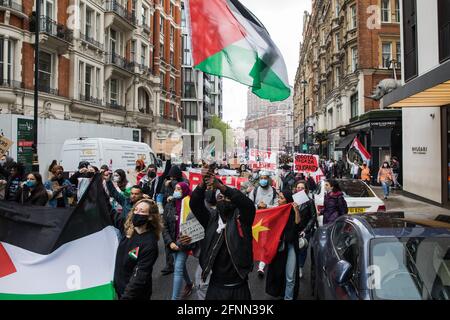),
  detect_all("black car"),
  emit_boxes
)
[310,212,450,300]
